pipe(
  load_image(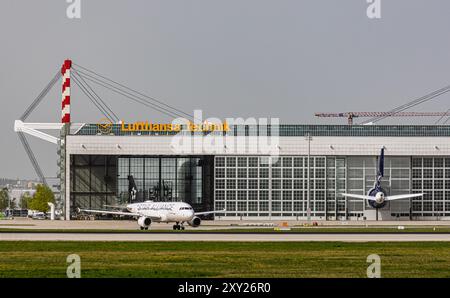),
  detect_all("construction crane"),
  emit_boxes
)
[315,112,450,125]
